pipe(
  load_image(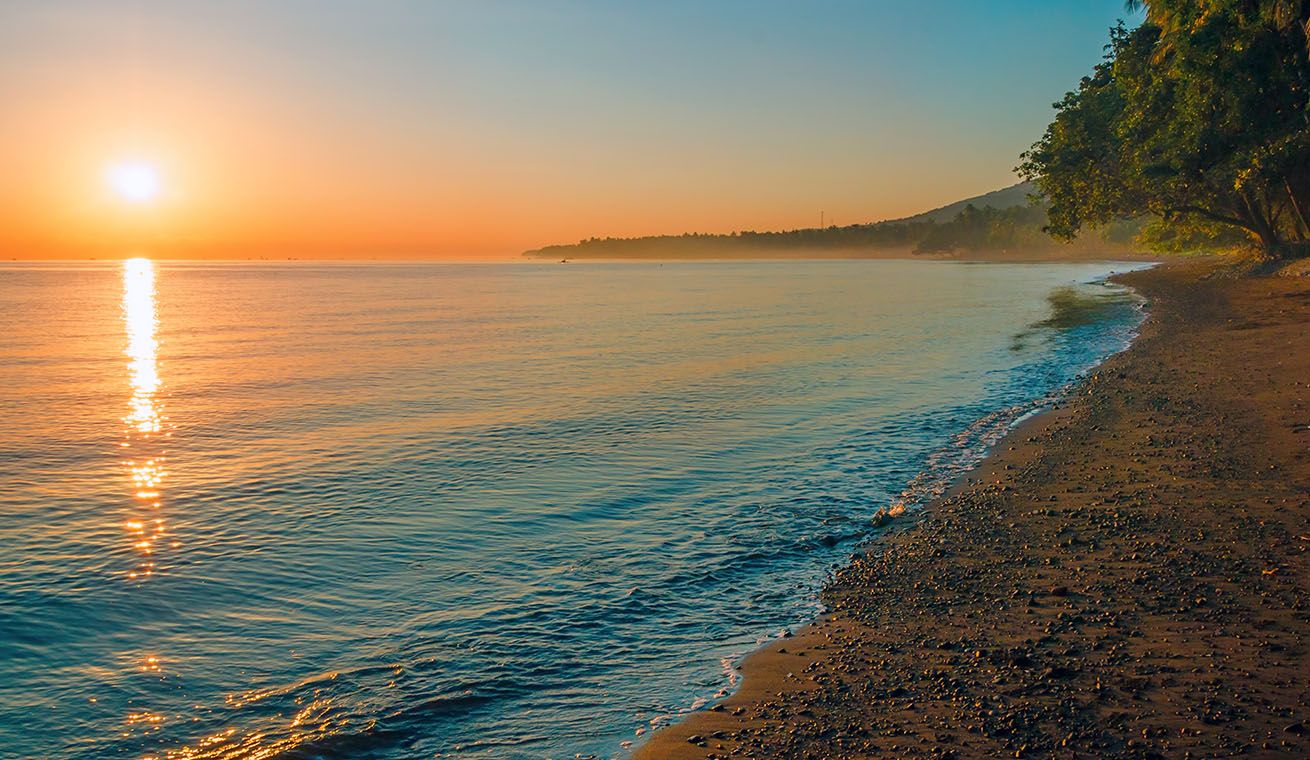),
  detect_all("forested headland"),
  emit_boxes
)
[522,184,1141,260]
